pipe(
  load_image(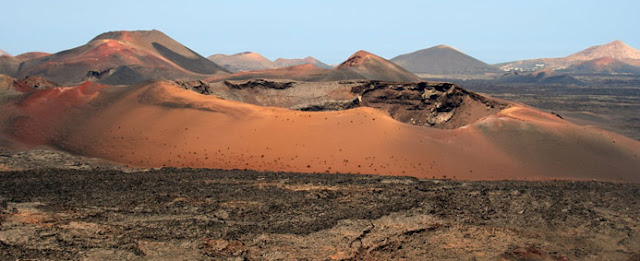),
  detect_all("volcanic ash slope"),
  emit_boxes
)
[0,79,638,182]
